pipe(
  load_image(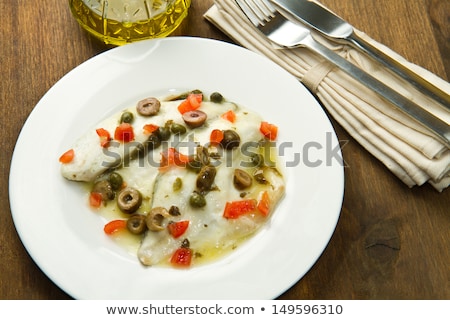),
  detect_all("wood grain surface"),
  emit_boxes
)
[1,0,448,299]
